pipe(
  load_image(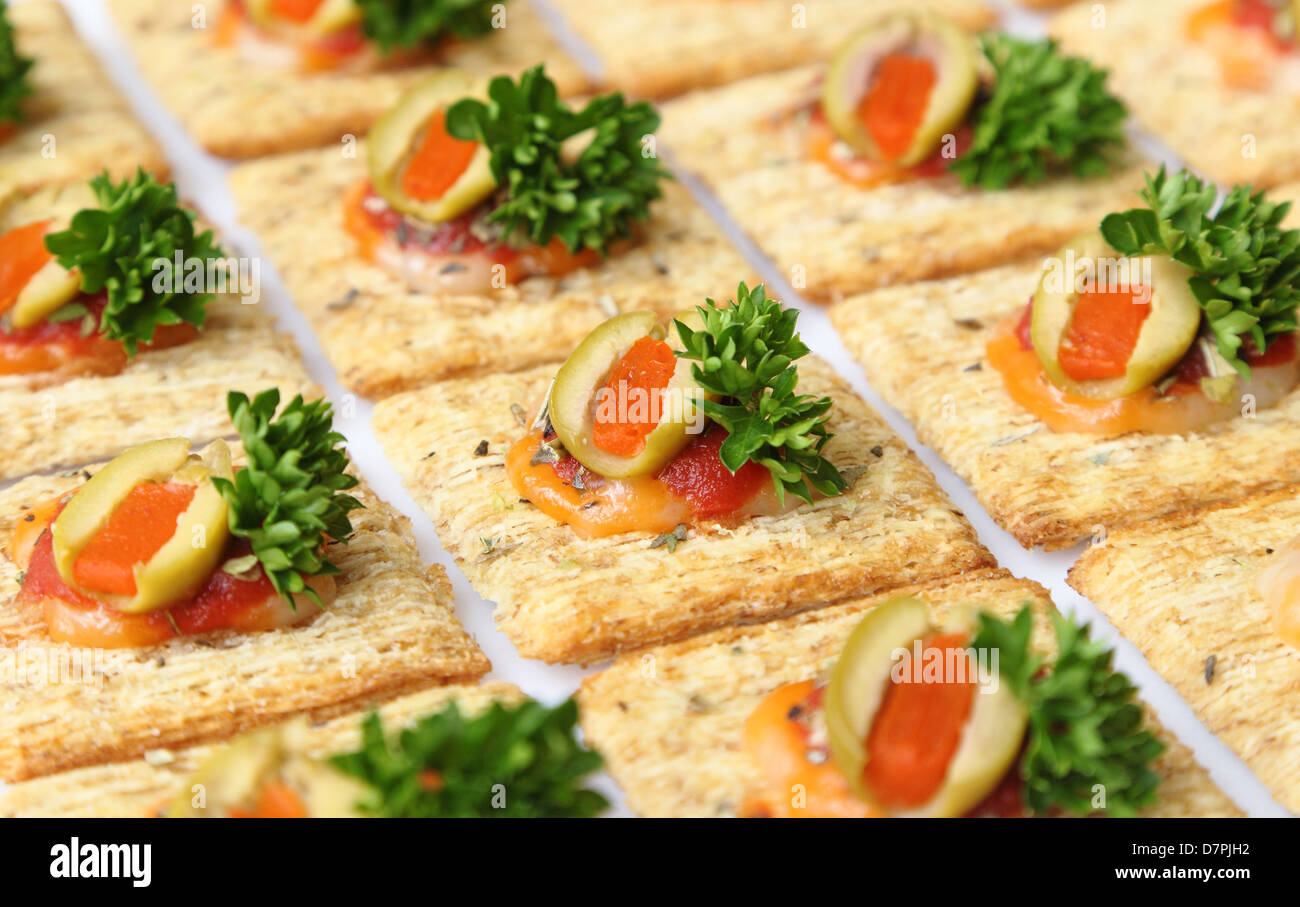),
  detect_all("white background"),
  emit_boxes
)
[29,0,1289,816]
